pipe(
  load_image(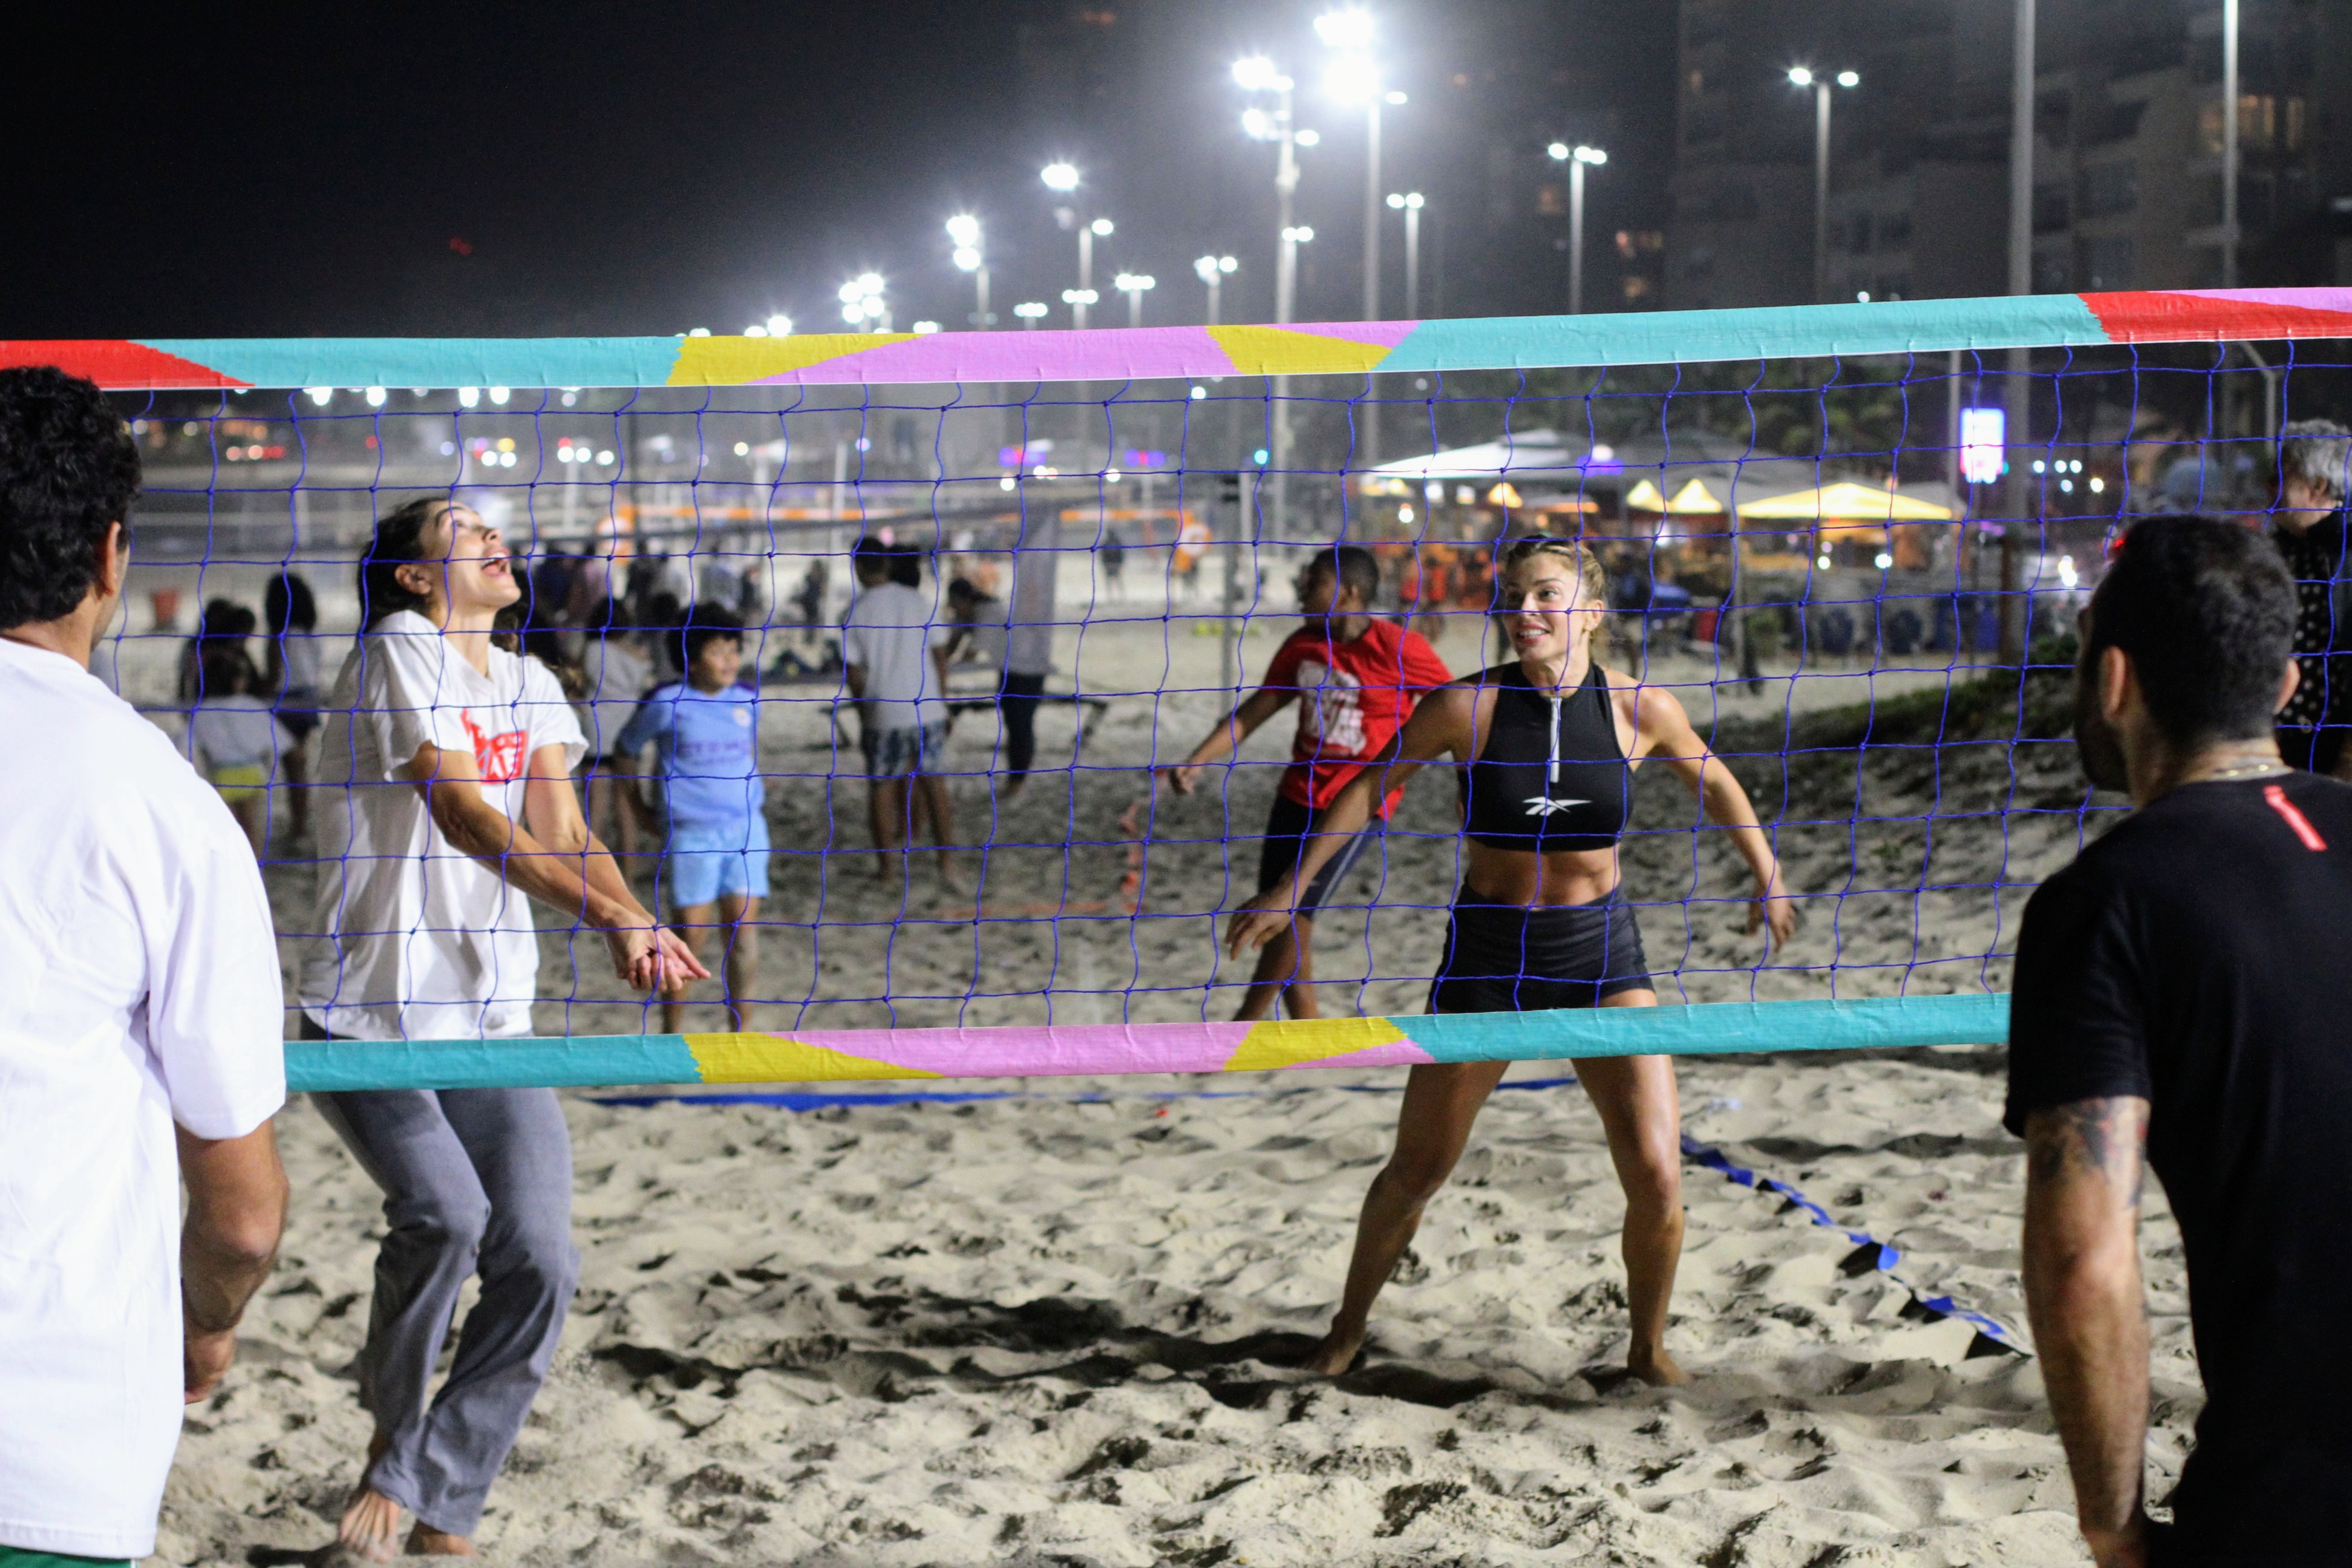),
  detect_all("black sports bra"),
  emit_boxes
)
[1459,661,1631,852]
